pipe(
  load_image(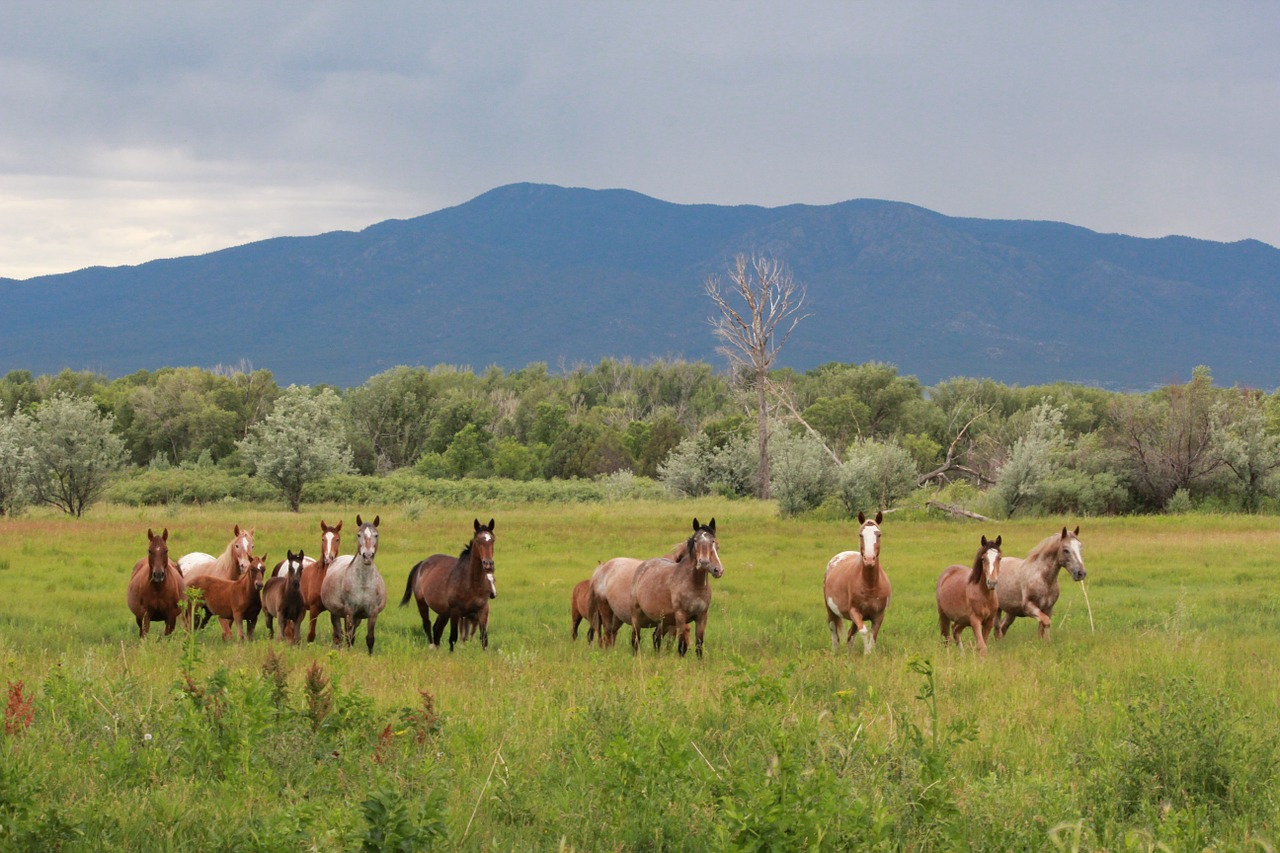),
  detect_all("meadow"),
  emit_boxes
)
[1,501,1278,851]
